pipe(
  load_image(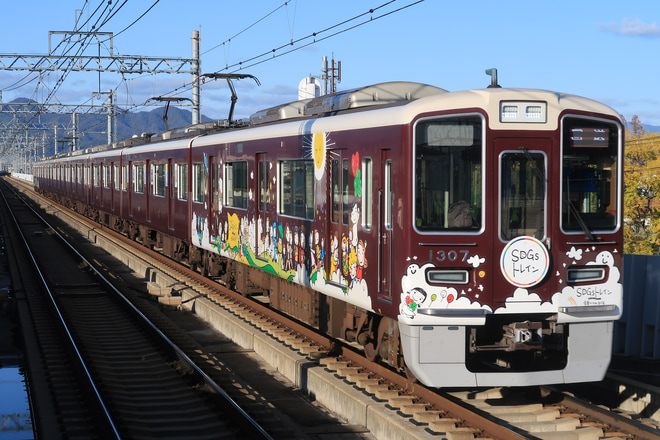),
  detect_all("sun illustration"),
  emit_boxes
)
[311,132,327,180]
